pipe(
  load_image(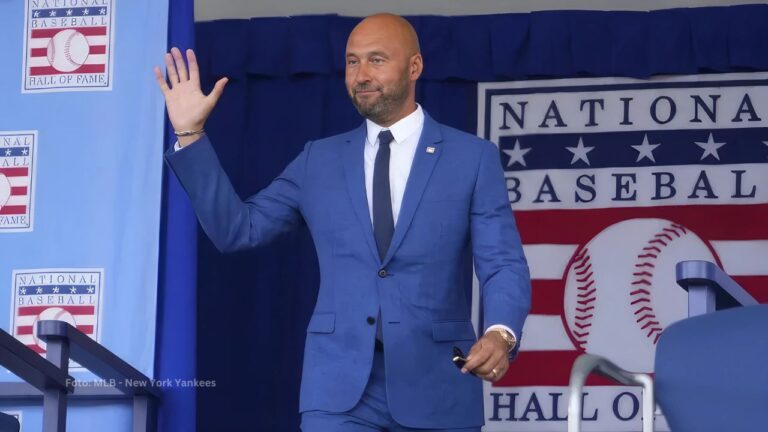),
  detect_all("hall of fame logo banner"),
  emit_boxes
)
[10,269,104,370]
[0,131,37,232]
[477,73,768,431]
[22,0,116,93]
